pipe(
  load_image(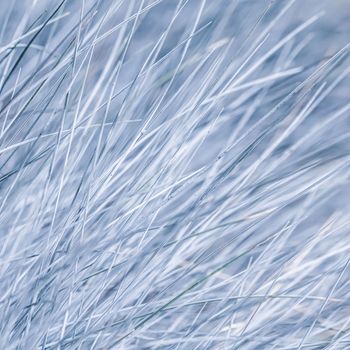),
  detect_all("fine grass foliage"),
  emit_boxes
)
[0,0,350,349]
